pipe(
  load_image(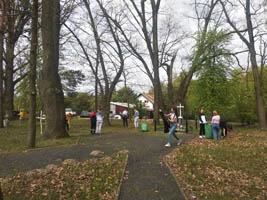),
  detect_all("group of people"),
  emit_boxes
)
[199,109,228,140]
[120,109,140,128]
[66,105,226,145]
[89,108,104,135]
[89,108,140,135]
[162,107,229,147]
